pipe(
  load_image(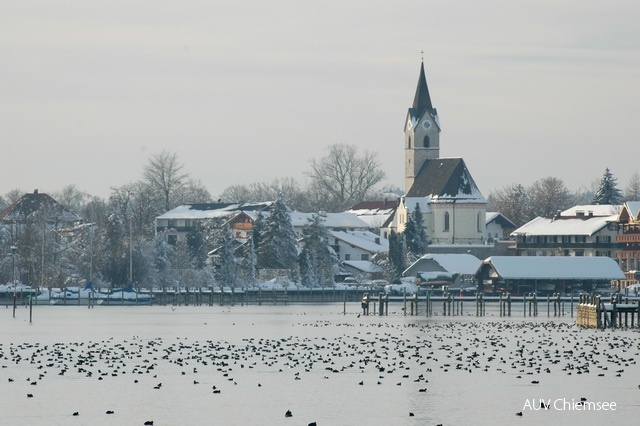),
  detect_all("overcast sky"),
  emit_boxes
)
[2,1,639,201]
